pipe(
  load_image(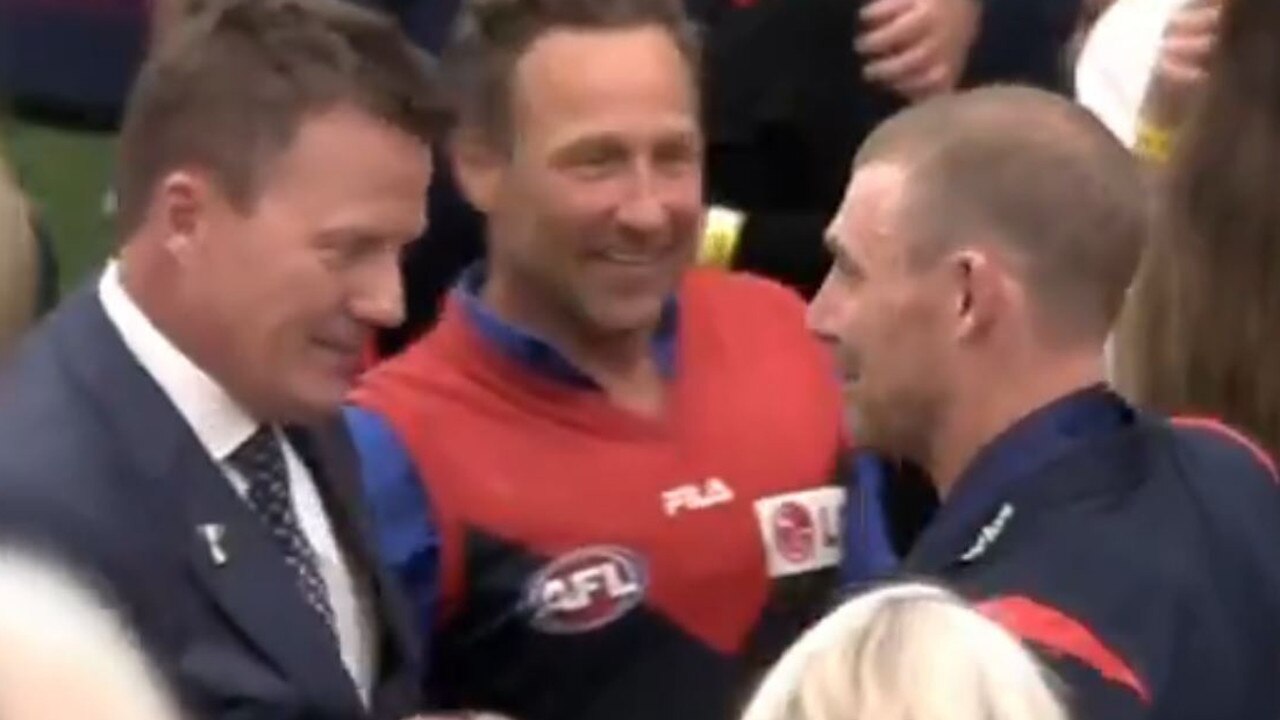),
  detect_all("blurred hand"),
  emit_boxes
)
[855,0,982,101]
[1140,0,1223,130]
[1156,0,1221,86]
